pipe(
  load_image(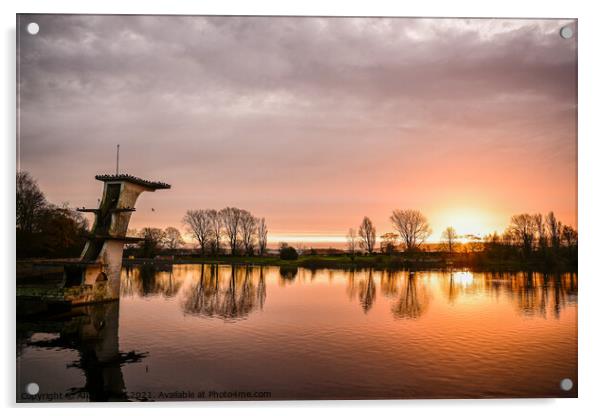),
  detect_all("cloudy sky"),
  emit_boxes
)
[18,15,577,243]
